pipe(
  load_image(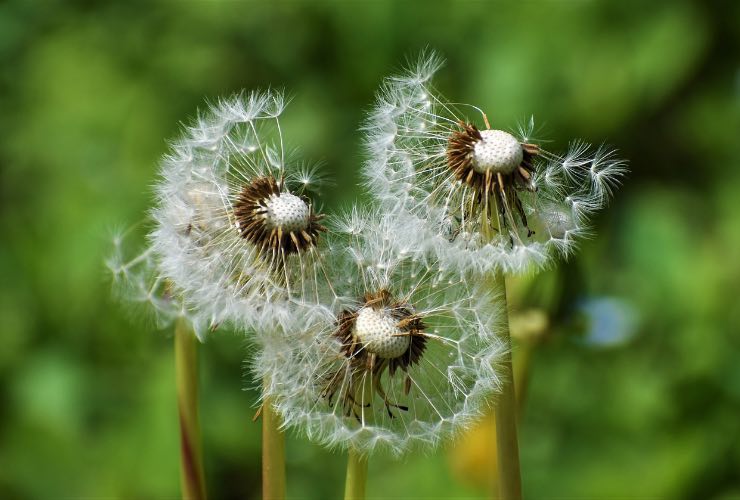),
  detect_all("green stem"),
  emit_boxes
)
[492,272,522,500]
[344,448,368,500]
[175,319,207,500]
[480,189,522,499]
[262,391,286,500]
